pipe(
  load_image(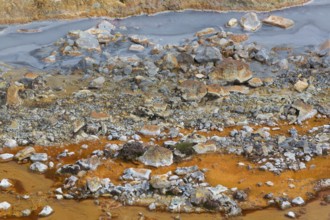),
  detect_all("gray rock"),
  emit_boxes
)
[286,211,296,218]
[280,201,292,210]
[175,166,199,175]
[195,46,222,63]
[22,209,32,216]
[89,76,105,89]
[122,168,151,180]
[30,153,48,162]
[75,31,100,51]
[30,162,48,173]
[0,153,14,162]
